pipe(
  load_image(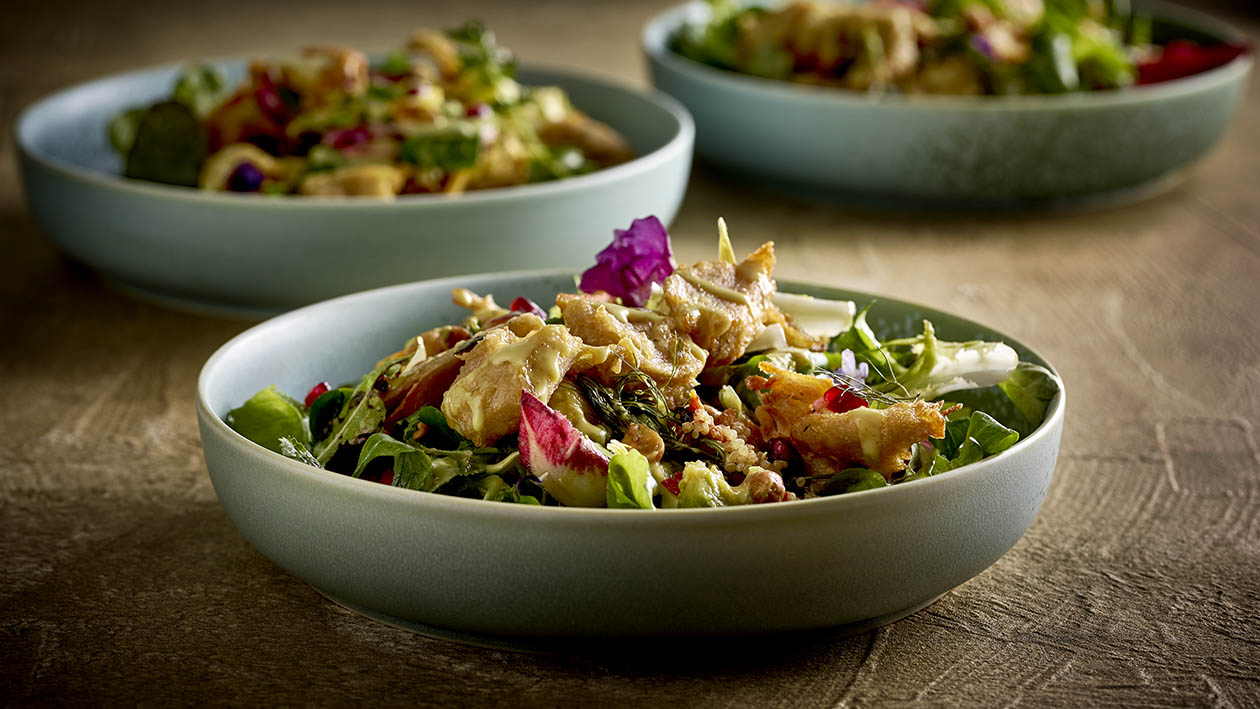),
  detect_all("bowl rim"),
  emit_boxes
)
[641,0,1253,112]
[197,268,1066,522]
[14,59,695,210]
